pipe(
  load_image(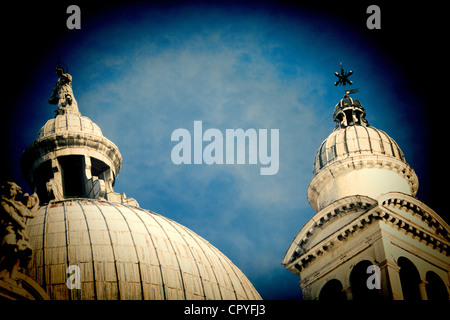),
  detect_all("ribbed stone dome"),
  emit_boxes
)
[313,125,405,175]
[37,113,103,139]
[26,199,261,300]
